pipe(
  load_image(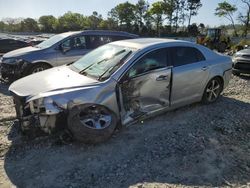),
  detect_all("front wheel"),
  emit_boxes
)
[27,63,51,75]
[67,104,117,143]
[202,77,223,104]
